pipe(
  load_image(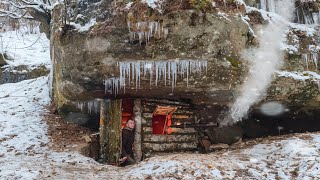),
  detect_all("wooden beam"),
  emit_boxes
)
[133,99,142,162]
[99,99,122,165]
